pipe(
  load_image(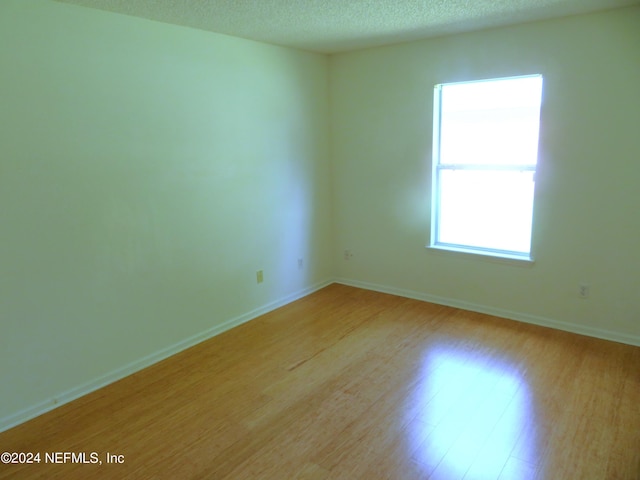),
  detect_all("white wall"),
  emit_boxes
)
[330,7,640,344]
[0,0,332,428]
